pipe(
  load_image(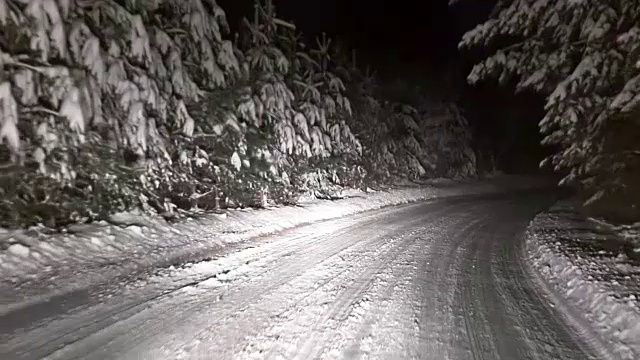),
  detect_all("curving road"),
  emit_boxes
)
[1,192,597,359]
